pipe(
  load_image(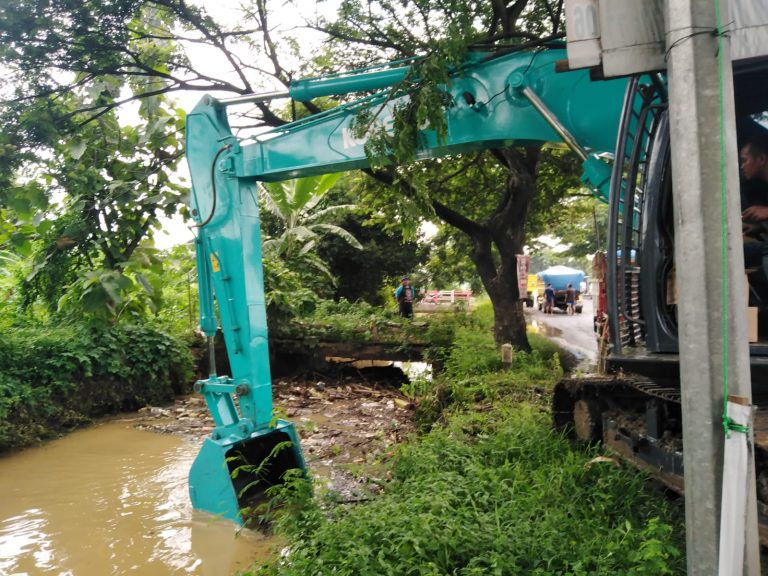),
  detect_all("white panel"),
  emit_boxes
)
[599,0,666,77]
[565,0,602,69]
[730,0,768,61]
[564,0,768,75]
